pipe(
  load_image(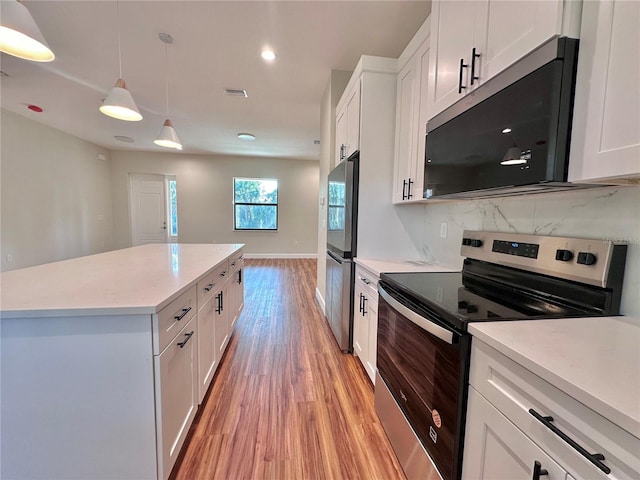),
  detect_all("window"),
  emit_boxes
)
[233,178,278,230]
[168,179,178,237]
